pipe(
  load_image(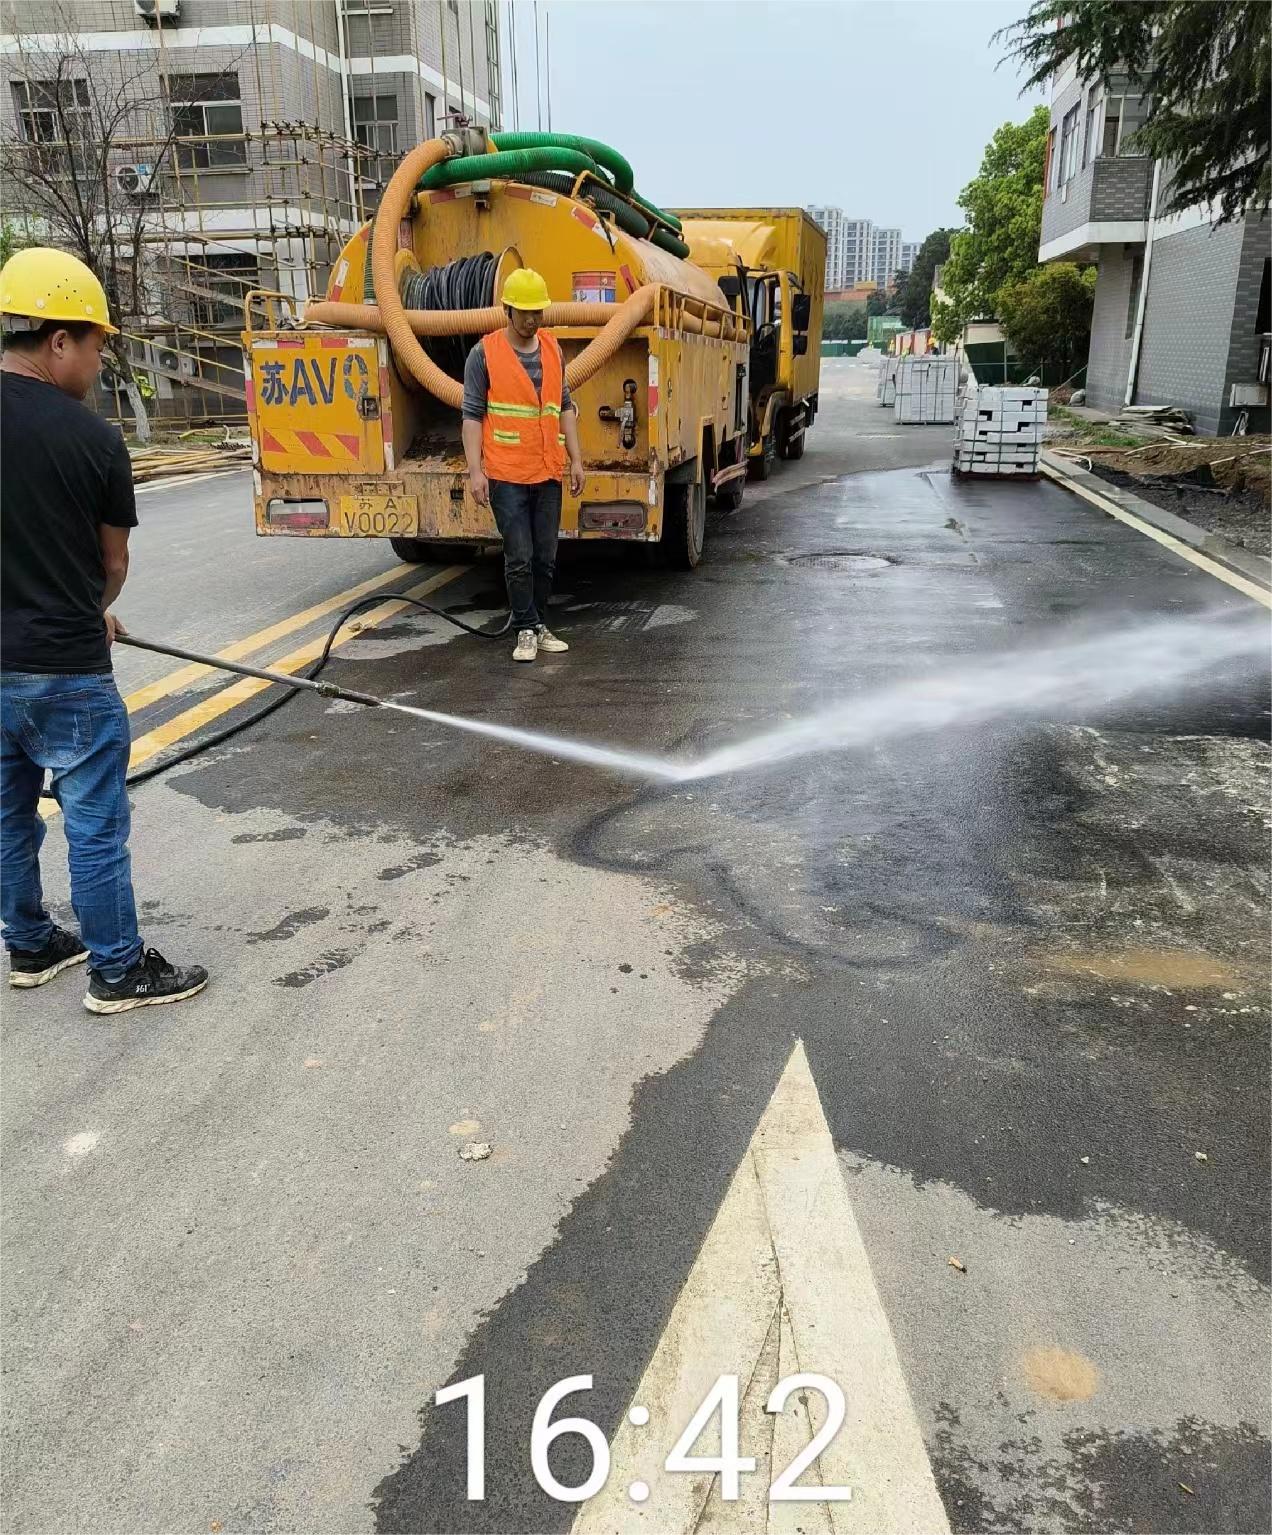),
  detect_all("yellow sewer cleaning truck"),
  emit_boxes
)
[675,209,825,479]
[243,128,750,569]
